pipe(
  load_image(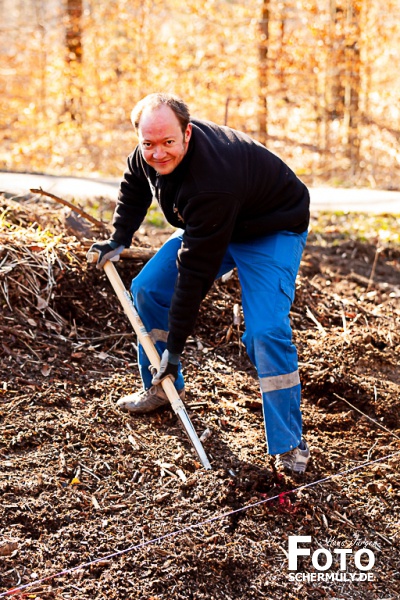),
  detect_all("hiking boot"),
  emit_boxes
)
[275,440,310,474]
[116,385,185,414]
